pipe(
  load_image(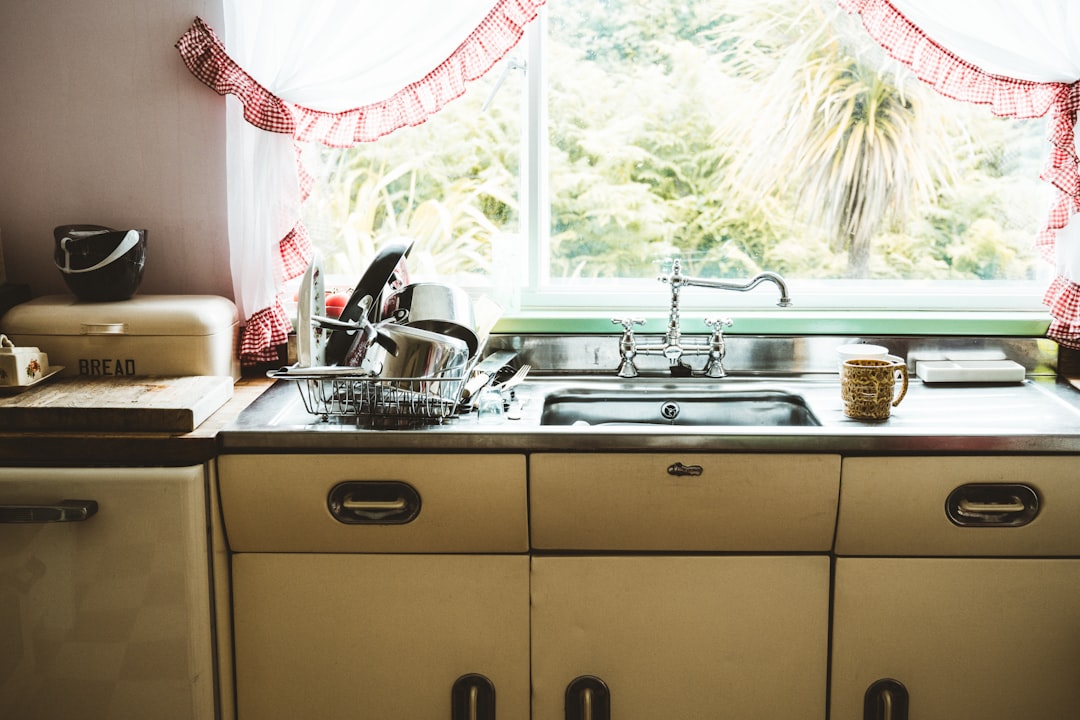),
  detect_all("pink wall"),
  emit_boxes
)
[0,0,231,299]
